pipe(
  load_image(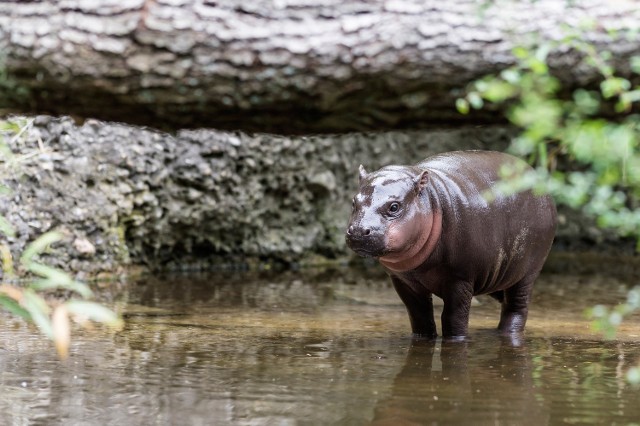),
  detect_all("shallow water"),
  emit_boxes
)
[1,258,640,425]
